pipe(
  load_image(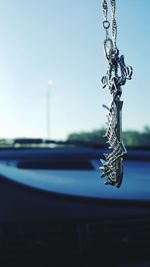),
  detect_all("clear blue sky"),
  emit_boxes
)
[0,0,149,140]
